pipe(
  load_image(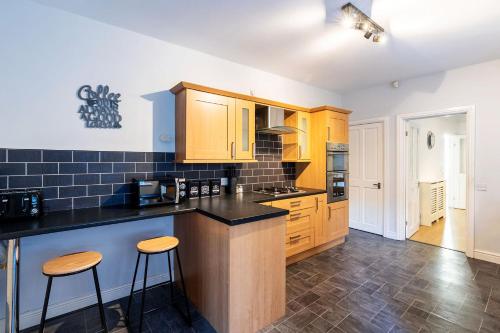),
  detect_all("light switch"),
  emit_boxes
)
[221,177,228,186]
[476,184,487,191]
